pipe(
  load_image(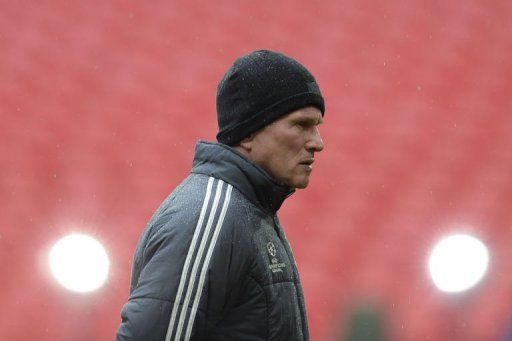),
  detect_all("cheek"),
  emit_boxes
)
[280,136,304,161]
[264,145,292,175]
